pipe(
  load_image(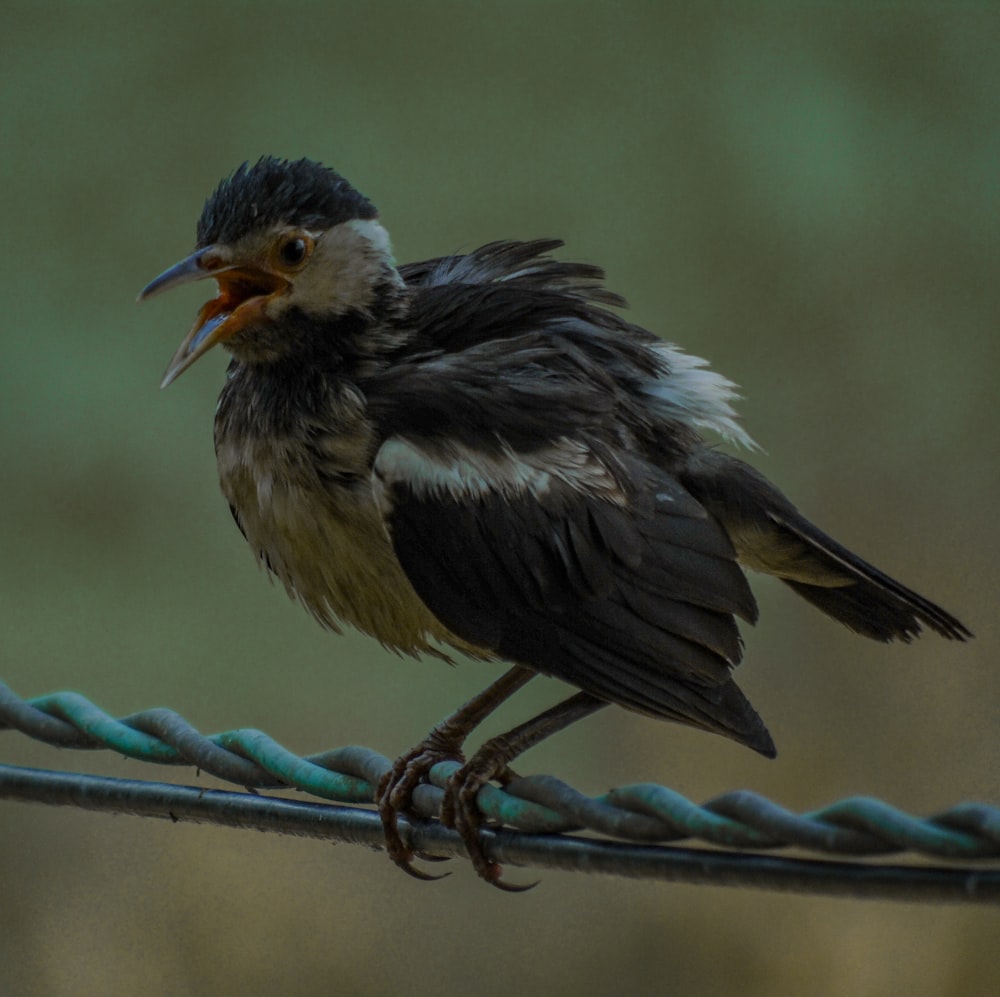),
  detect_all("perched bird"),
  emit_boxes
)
[140,156,971,888]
